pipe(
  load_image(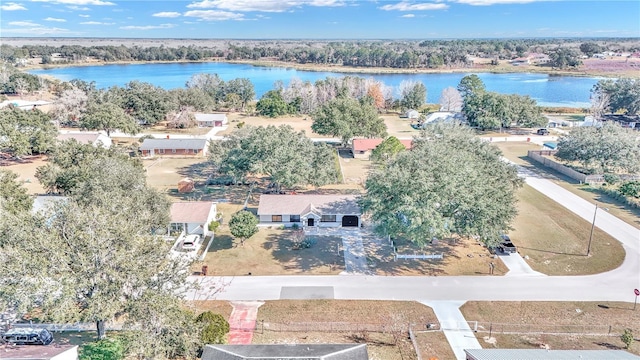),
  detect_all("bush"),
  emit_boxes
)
[603,173,621,185]
[196,311,229,345]
[138,134,155,144]
[621,328,634,349]
[291,223,299,230]
[619,181,640,198]
[79,338,125,360]
[208,221,220,232]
